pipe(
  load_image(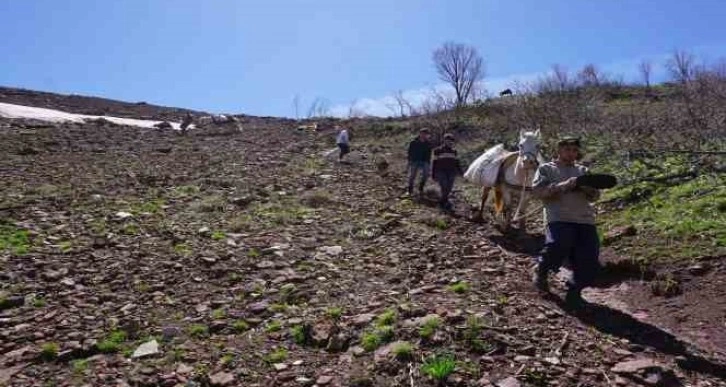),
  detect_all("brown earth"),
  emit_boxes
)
[1,88,725,387]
